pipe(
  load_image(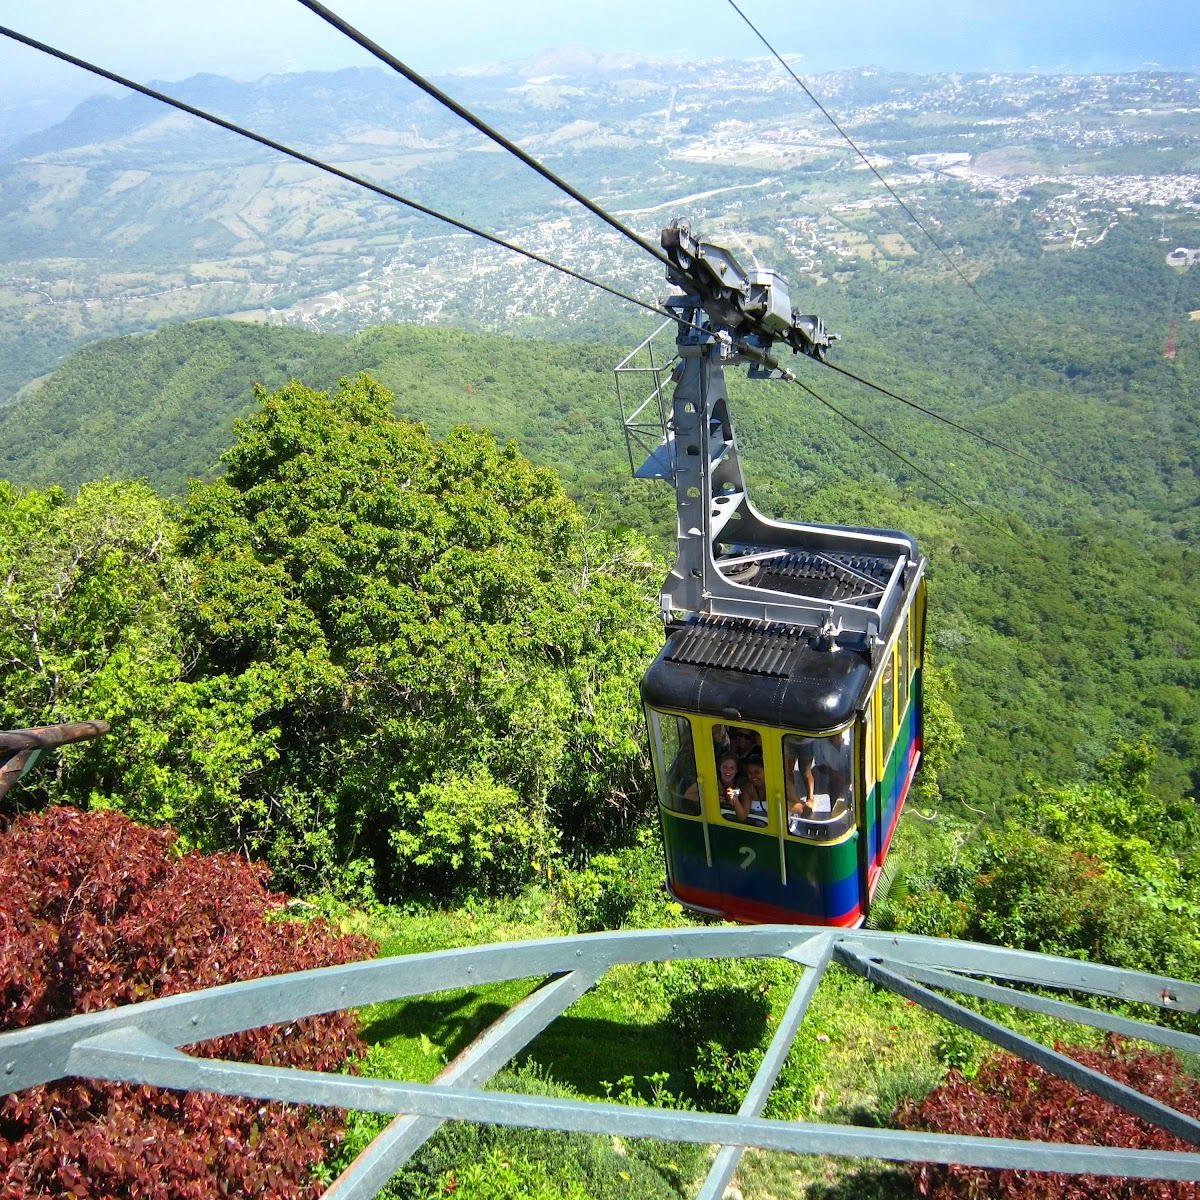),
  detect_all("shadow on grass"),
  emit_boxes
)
[522,1012,704,1099]
[359,980,538,1065]
[358,981,703,1096]
[803,1165,914,1199]
[359,970,780,1104]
